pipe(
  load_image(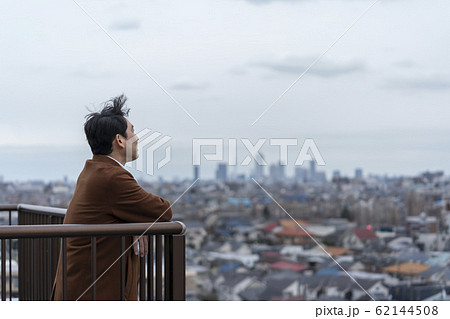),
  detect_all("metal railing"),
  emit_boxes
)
[0,204,186,301]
